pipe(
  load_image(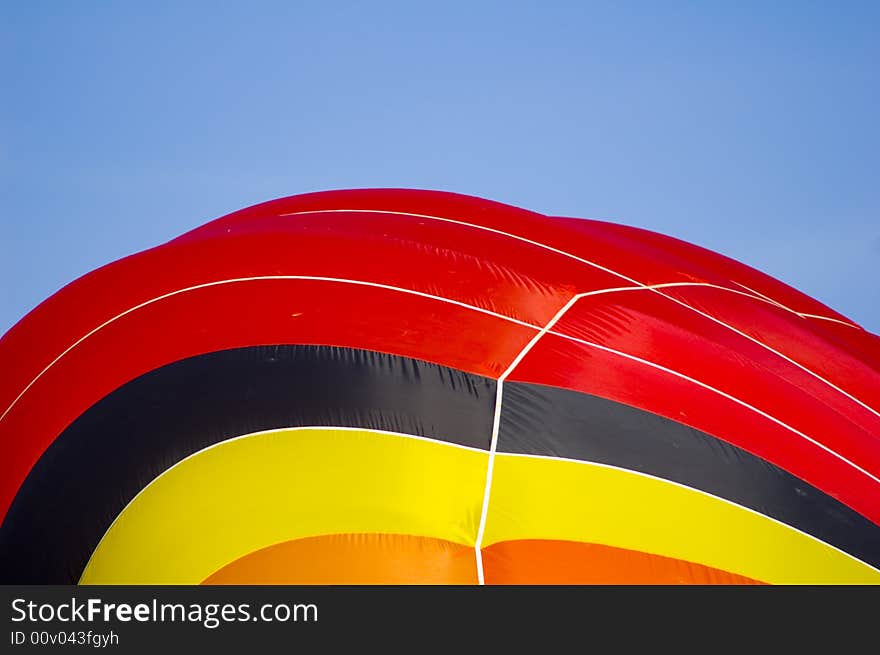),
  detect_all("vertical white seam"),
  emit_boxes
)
[473,293,585,584]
